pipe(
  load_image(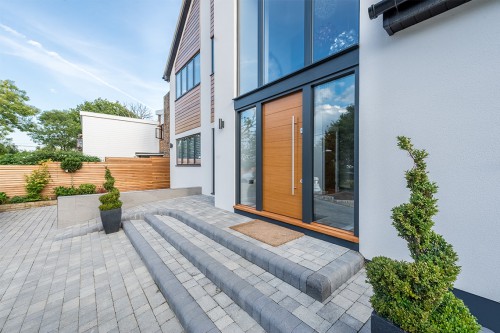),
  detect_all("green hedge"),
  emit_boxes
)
[54,184,97,197]
[0,150,100,165]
